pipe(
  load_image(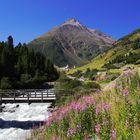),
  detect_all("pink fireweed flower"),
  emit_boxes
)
[95,124,101,134]
[102,102,111,110]
[81,104,88,111]
[96,106,101,115]
[45,115,53,126]
[51,136,57,140]
[123,70,133,77]
[96,102,111,114]
[77,124,82,129]
[83,135,92,140]
[67,128,76,137]
[125,119,129,129]
[82,96,96,105]
[71,102,81,111]
[110,129,116,140]
[122,88,129,97]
